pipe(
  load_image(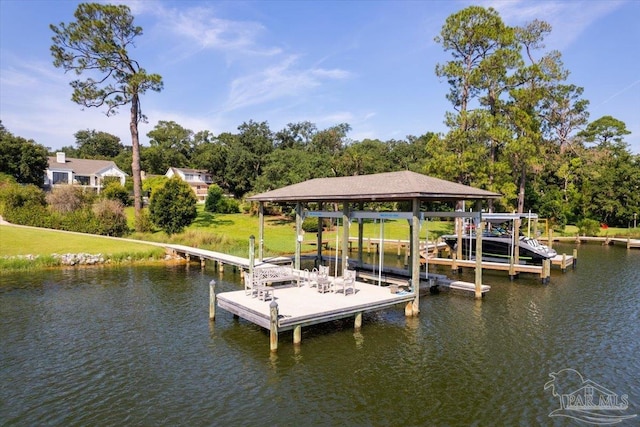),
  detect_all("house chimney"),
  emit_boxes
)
[56,152,66,163]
